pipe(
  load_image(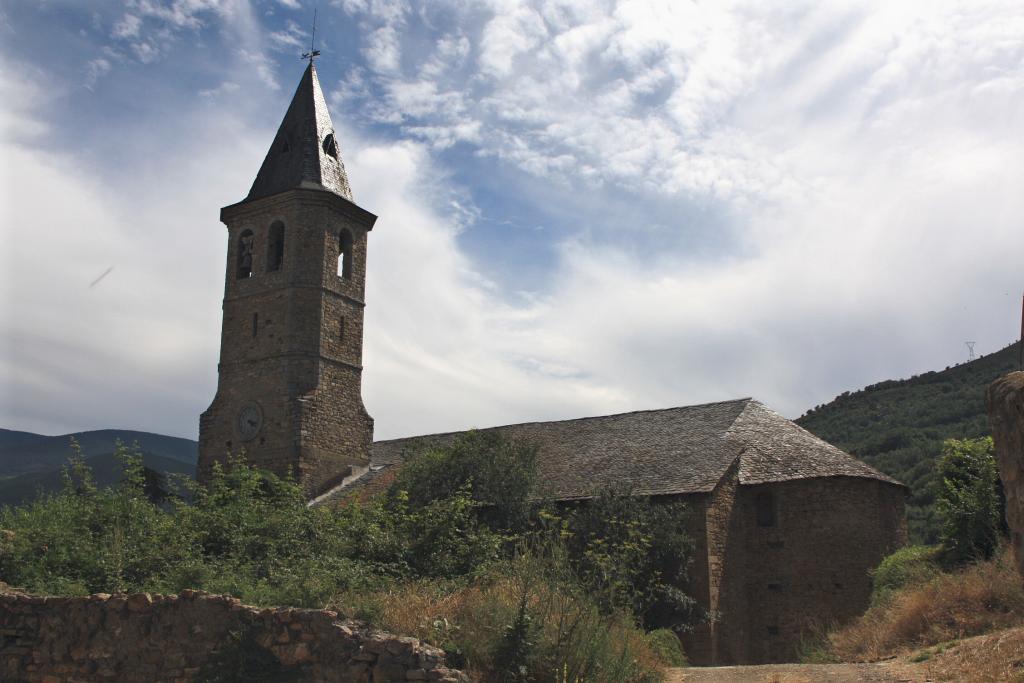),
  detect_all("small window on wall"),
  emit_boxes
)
[756,491,775,527]
[337,230,353,279]
[252,313,258,338]
[236,229,255,279]
[267,221,285,272]
[339,316,345,342]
